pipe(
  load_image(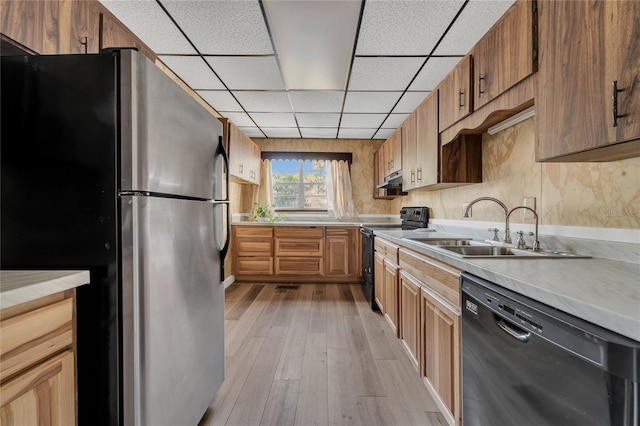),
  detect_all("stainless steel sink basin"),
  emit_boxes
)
[440,245,590,259]
[403,237,476,246]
